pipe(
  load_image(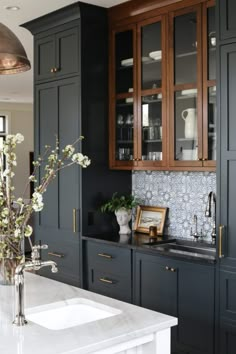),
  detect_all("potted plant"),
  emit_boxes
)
[101,193,138,234]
